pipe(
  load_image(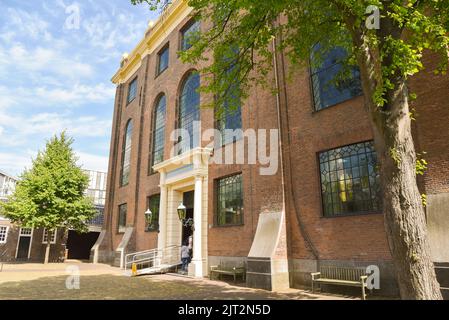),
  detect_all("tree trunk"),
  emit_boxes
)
[44,230,52,265]
[353,32,442,299]
[373,81,442,300]
[342,13,444,297]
